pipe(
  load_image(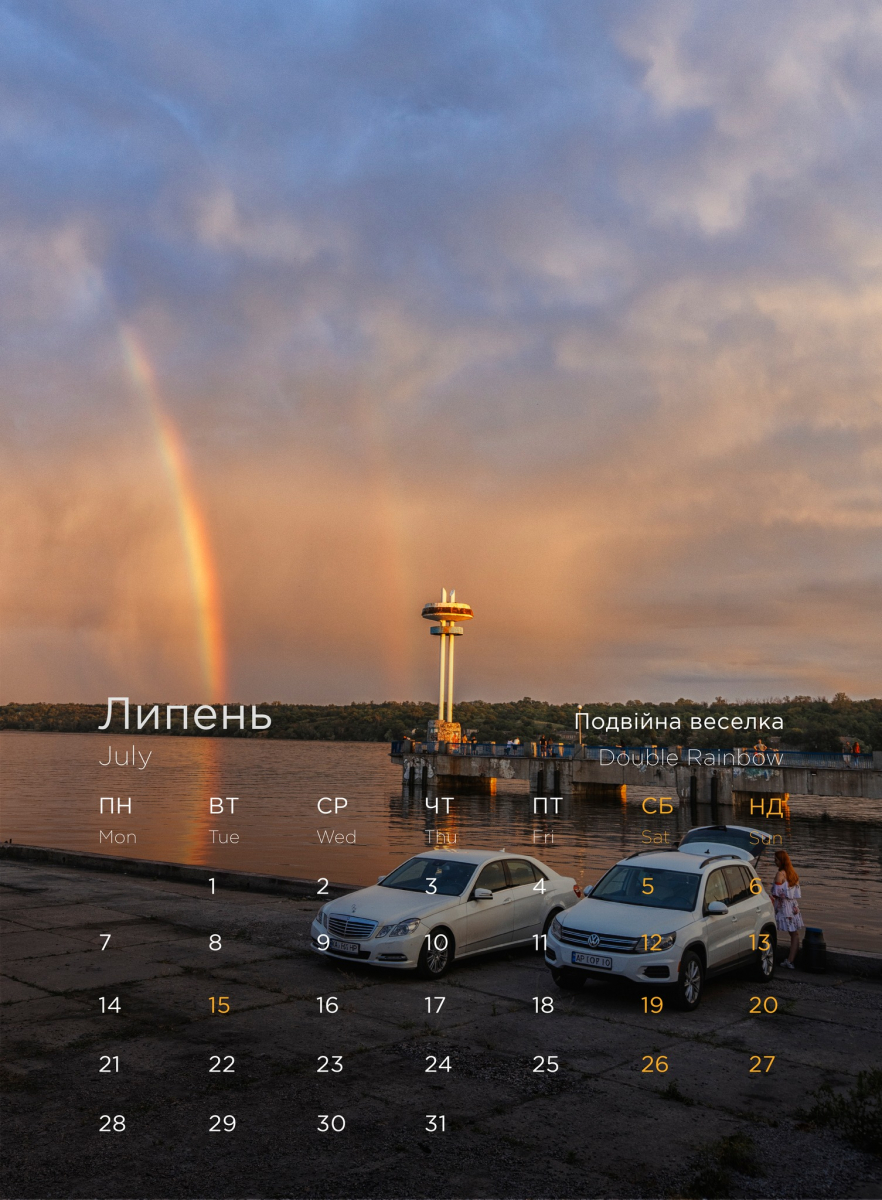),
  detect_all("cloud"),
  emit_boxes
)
[1,0,880,702]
